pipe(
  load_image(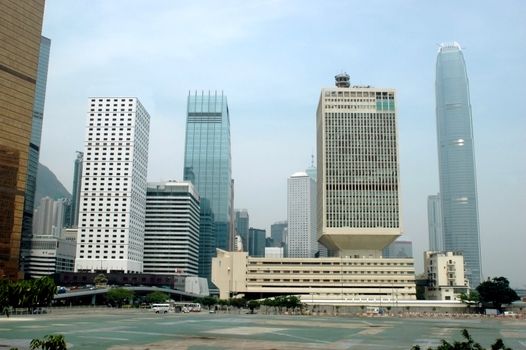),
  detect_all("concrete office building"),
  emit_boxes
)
[0,1,45,279]
[24,233,76,279]
[427,194,444,251]
[183,91,232,281]
[143,181,200,276]
[75,97,150,273]
[436,43,482,287]
[212,73,416,301]
[424,251,469,301]
[287,172,317,258]
[265,247,284,258]
[213,249,416,300]
[247,227,266,258]
[317,73,402,257]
